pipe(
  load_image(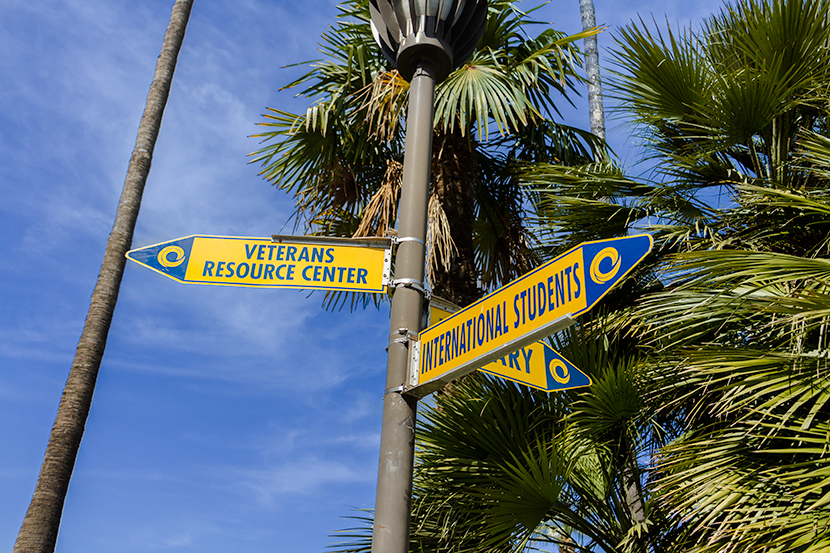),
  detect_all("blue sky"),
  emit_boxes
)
[1,0,723,551]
